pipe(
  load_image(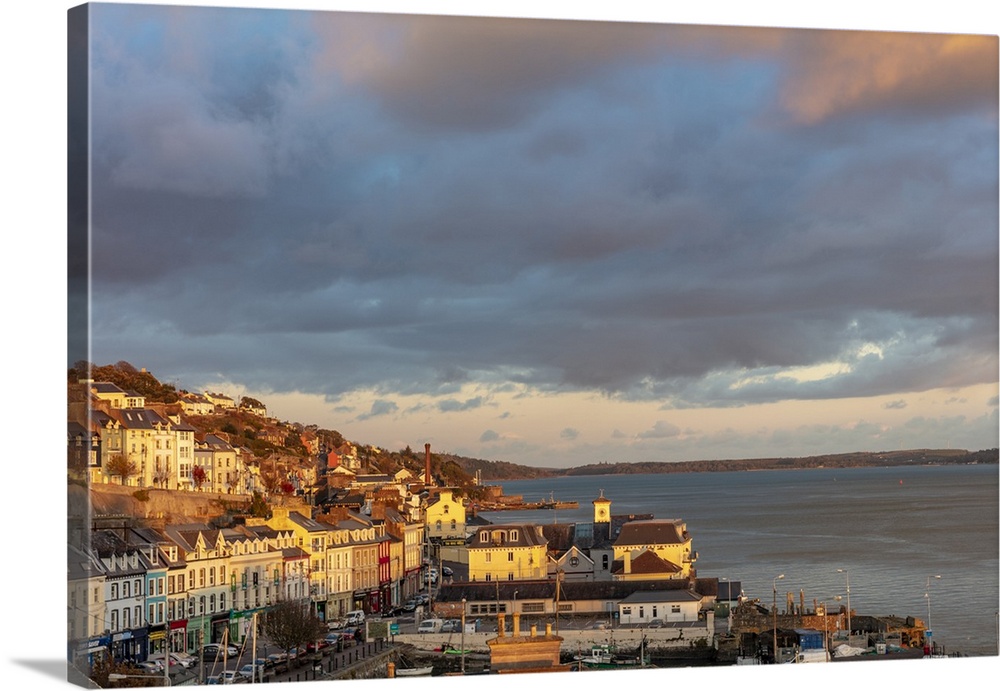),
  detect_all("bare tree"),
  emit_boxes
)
[106,453,137,485]
[262,599,326,658]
